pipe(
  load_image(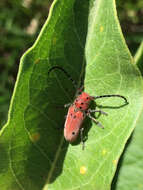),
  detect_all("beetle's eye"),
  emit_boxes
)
[72,131,75,135]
